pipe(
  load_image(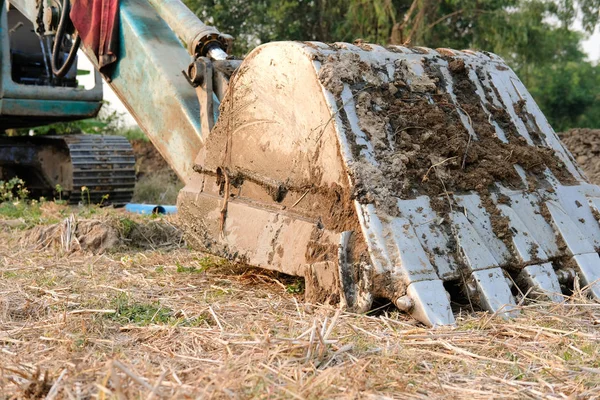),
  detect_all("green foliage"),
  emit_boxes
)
[176,258,212,273]
[120,127,148,142]
[109,293,174,325]
[0,178,45,226]
[108,293,204,326]
[0,201,43,225]
[0,177,29,202]
[183,0,347,55]
[19,101,129,137]
[285,279,305,294]
[80,186,91,206]
[132,171,182,205]
[527,60,600,131]
[118,217,136,237]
